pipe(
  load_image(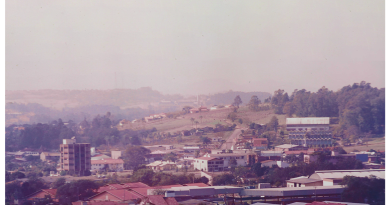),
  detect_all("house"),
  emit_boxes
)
[97,182,150,192]
[189,108,199,114]
[206,153,249,167]
[91,159,124,172]
[260,160,290,168]
[119,119,131,126]
[274,144,307,152]
[24,189,58,202]
[144,145,174,151]
[303,152,357,164]
[253,138,268,150]
[193,157,224,172]
[139,196,179,205]
[88,189,144,202]
[146,160,177,171]
[91,154,111,161]
[40,152,61,162]
[183,146,200,153]
[14,151,25,159]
